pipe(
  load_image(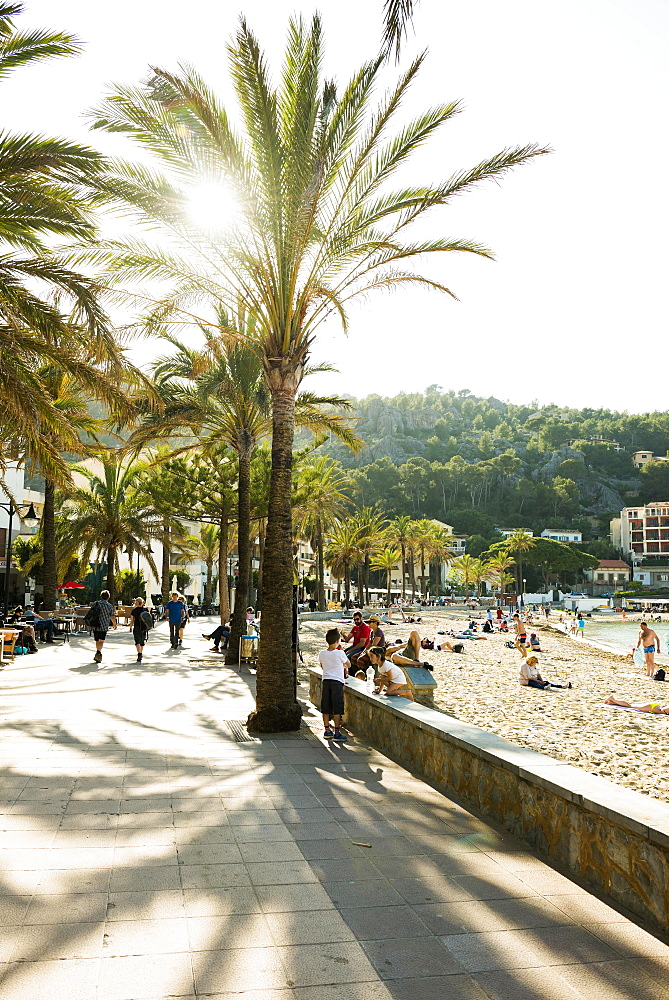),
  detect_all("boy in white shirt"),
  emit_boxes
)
[318,628,349,741]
